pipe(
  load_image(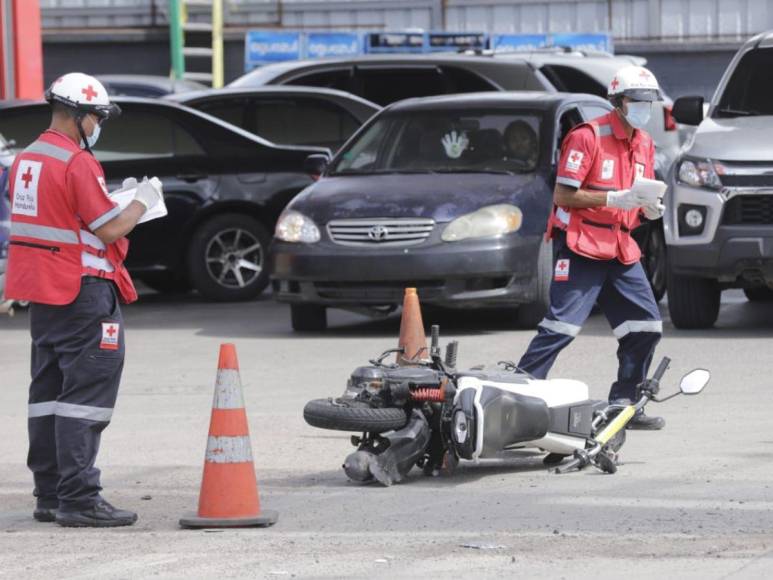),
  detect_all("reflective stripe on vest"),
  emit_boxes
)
[80,229,114,273]
[24,140,74,164]
[10,221,79,244]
